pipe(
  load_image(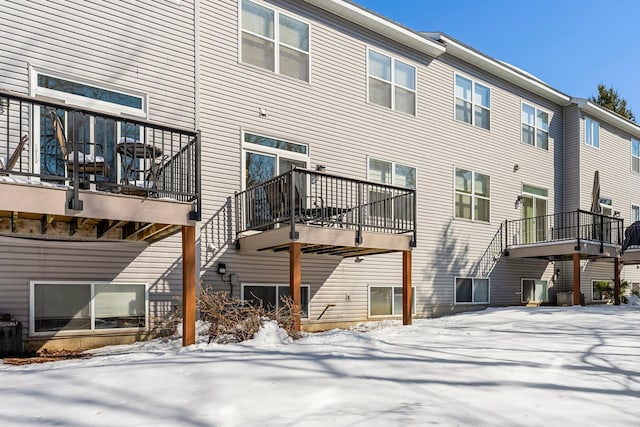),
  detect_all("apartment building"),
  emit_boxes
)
[1,0,639,352]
